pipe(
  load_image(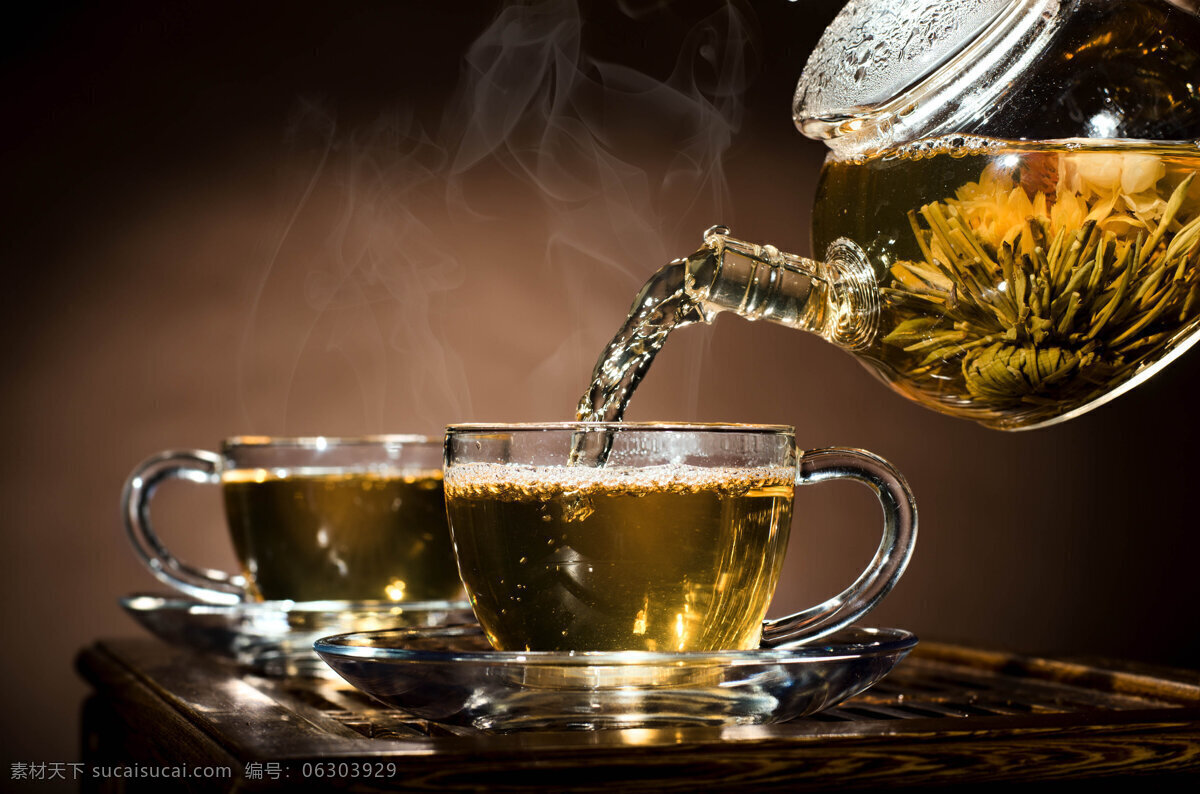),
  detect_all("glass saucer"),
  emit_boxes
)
[120,593,475,677]
[314,624,917,730]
